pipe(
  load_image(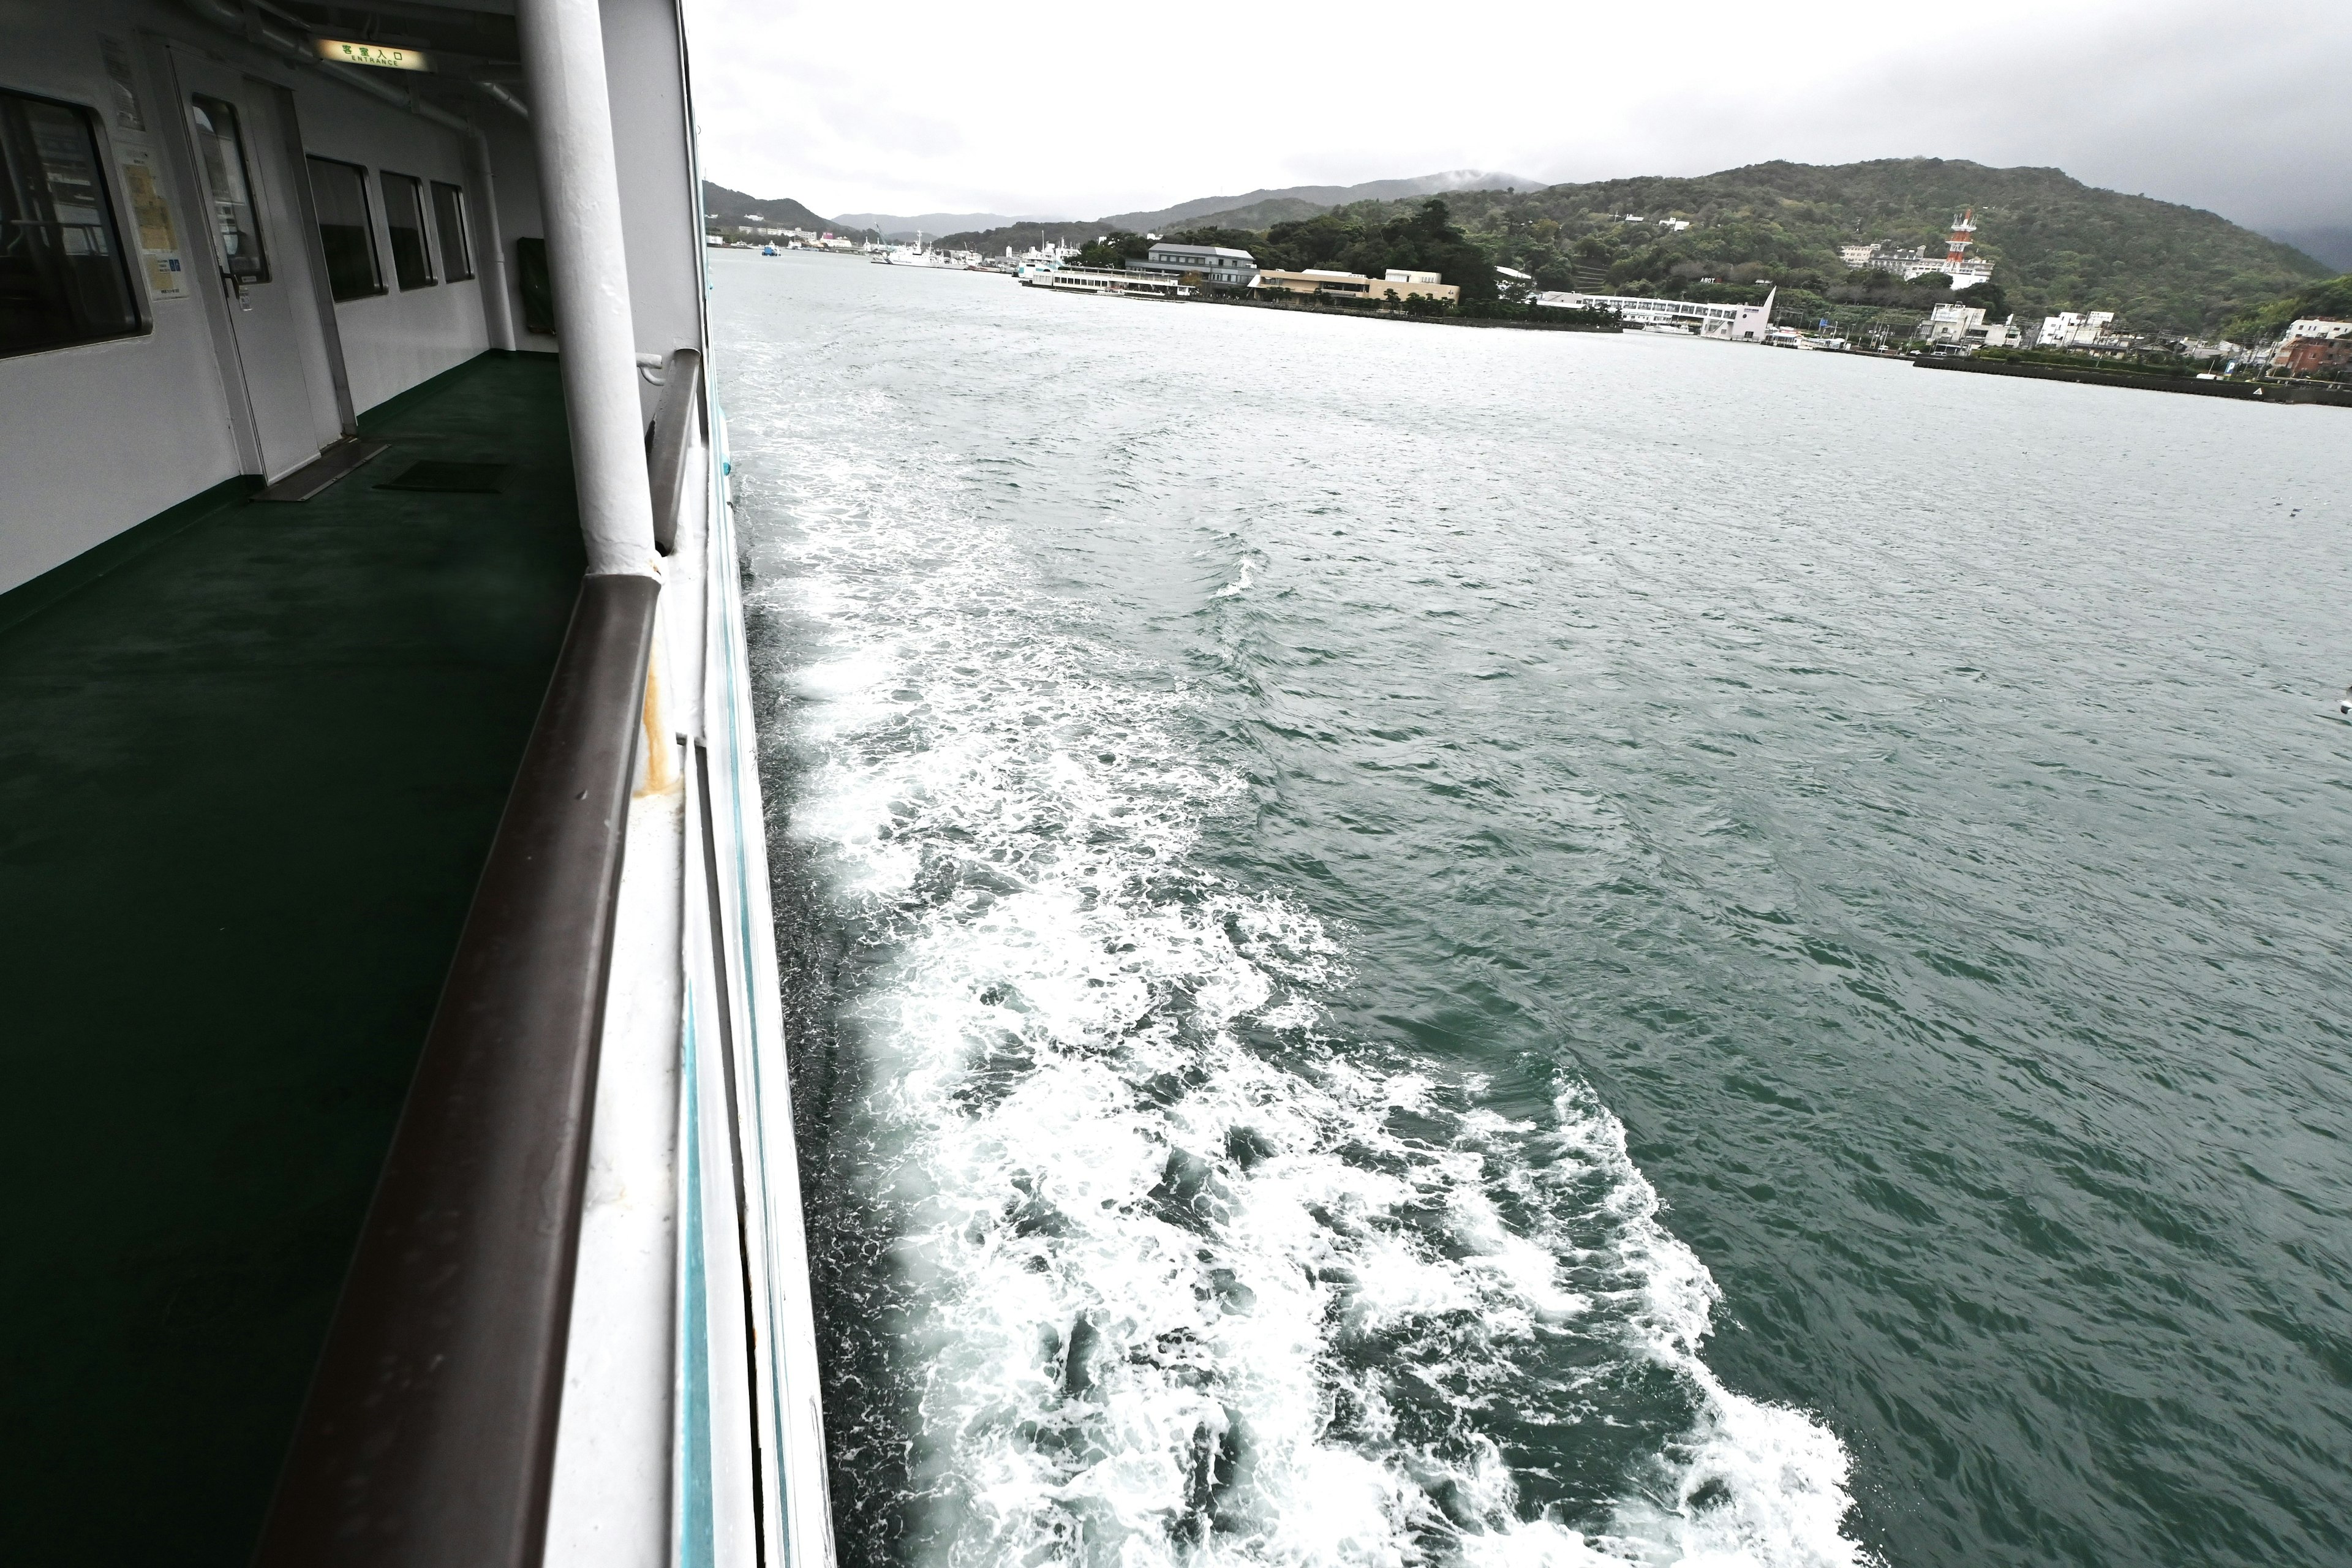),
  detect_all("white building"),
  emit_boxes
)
[1841,211,1994,290]
[1126,241,1257,287]
[1533,289,1775,342]
[2281,317,2352,343]
[2035,311,2116,348]
[1923,304,2020,348]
